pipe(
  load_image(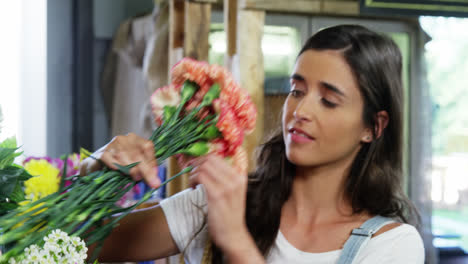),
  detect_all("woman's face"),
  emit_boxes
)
[282,49,371,168]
